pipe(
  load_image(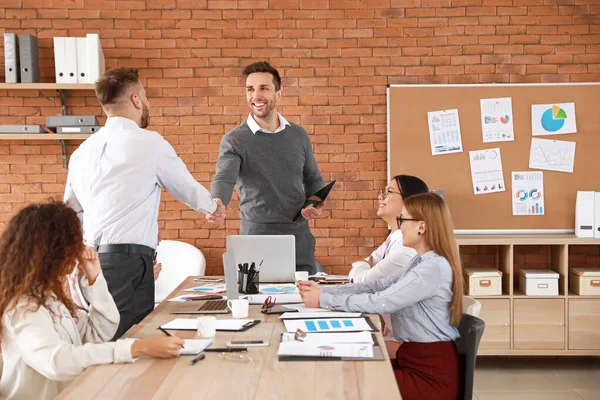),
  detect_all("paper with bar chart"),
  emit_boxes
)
[283,318,373,333]
[531,103,577,136]
[512,171,545,216]
[529,138,576,173]
[480,97,514,143]
[469,148,506,195]
[427,109,463,155]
